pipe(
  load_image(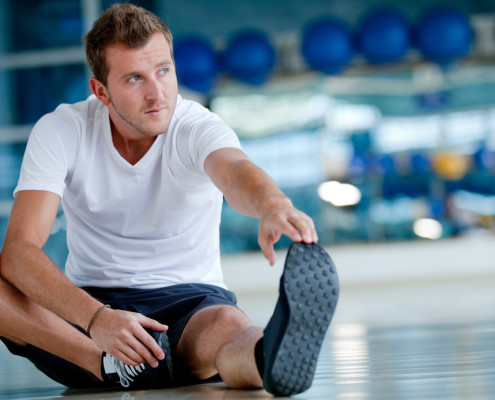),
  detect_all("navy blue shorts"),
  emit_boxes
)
[1,283,238,389]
